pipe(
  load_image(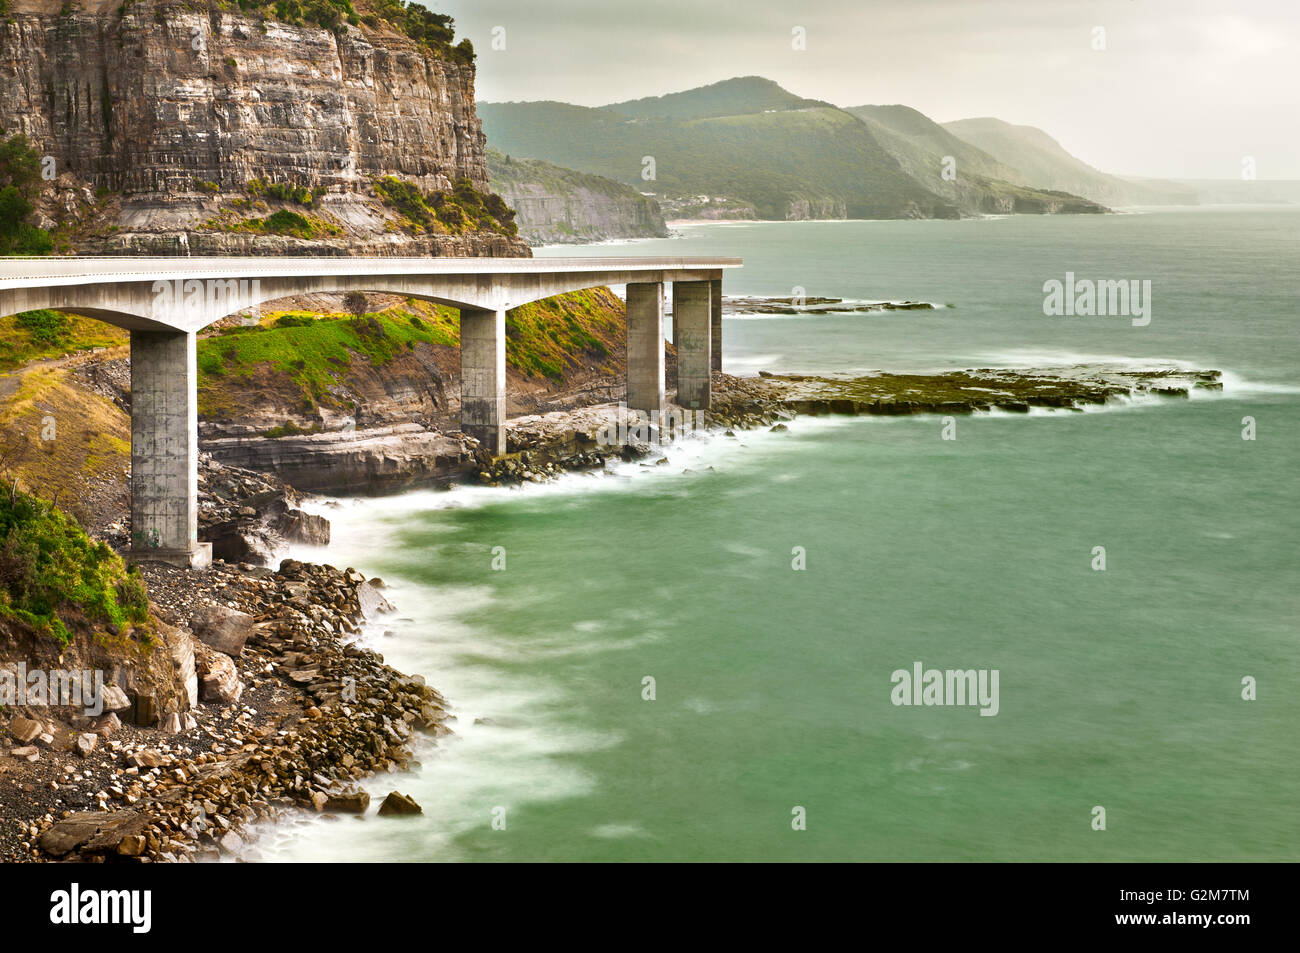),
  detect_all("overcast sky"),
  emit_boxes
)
[439,0,1300,180]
